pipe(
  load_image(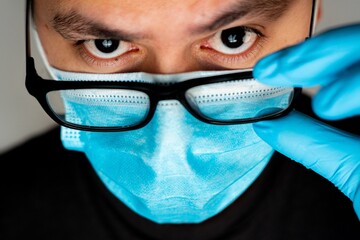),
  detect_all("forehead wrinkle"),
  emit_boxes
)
[240,0,294,19]
[51,10,148,41]
[193,0,294,33]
